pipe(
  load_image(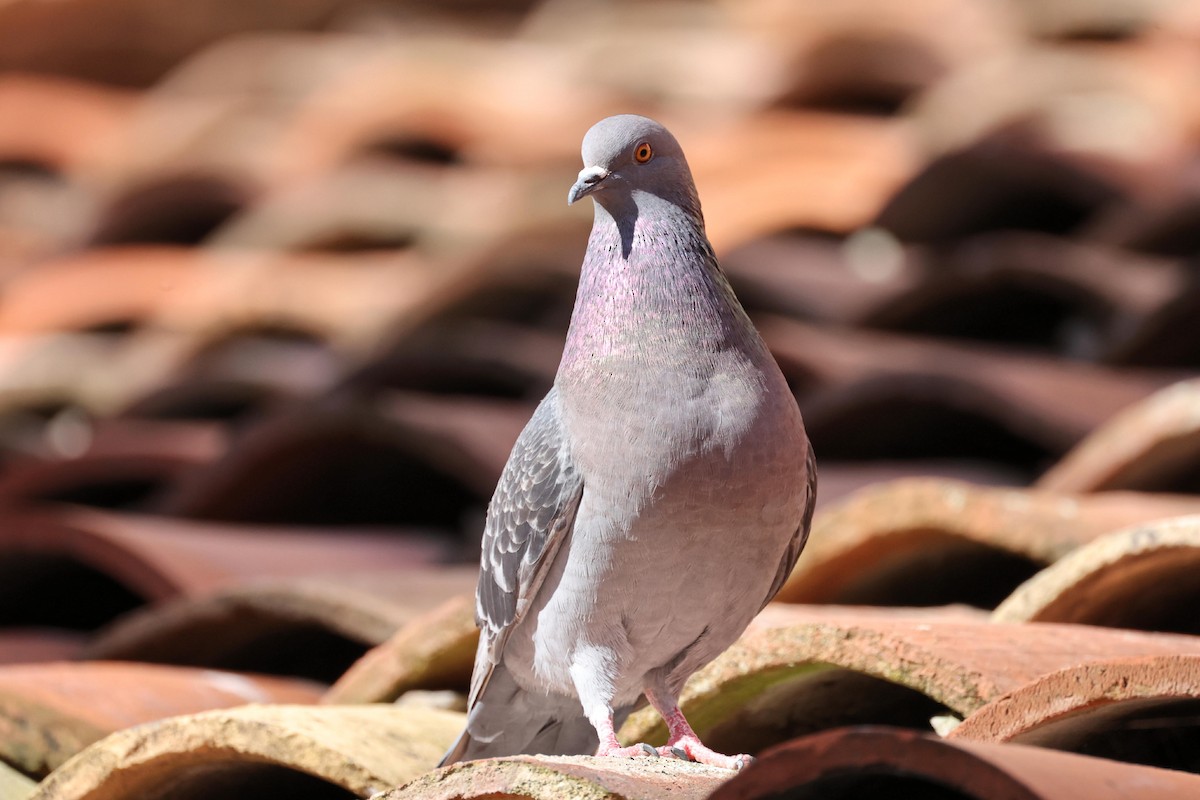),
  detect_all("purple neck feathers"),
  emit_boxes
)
[560,190,760,371]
